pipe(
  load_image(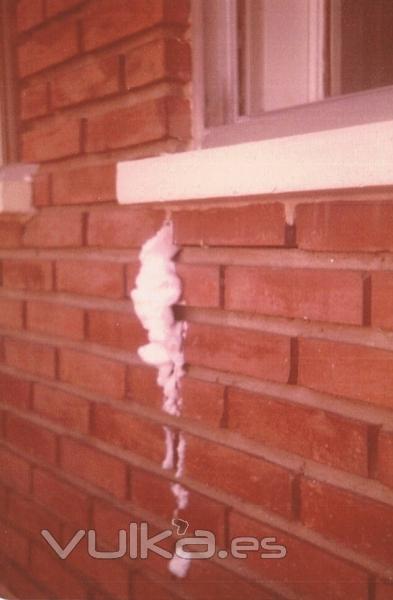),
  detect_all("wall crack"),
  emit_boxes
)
[131,219,190,578]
